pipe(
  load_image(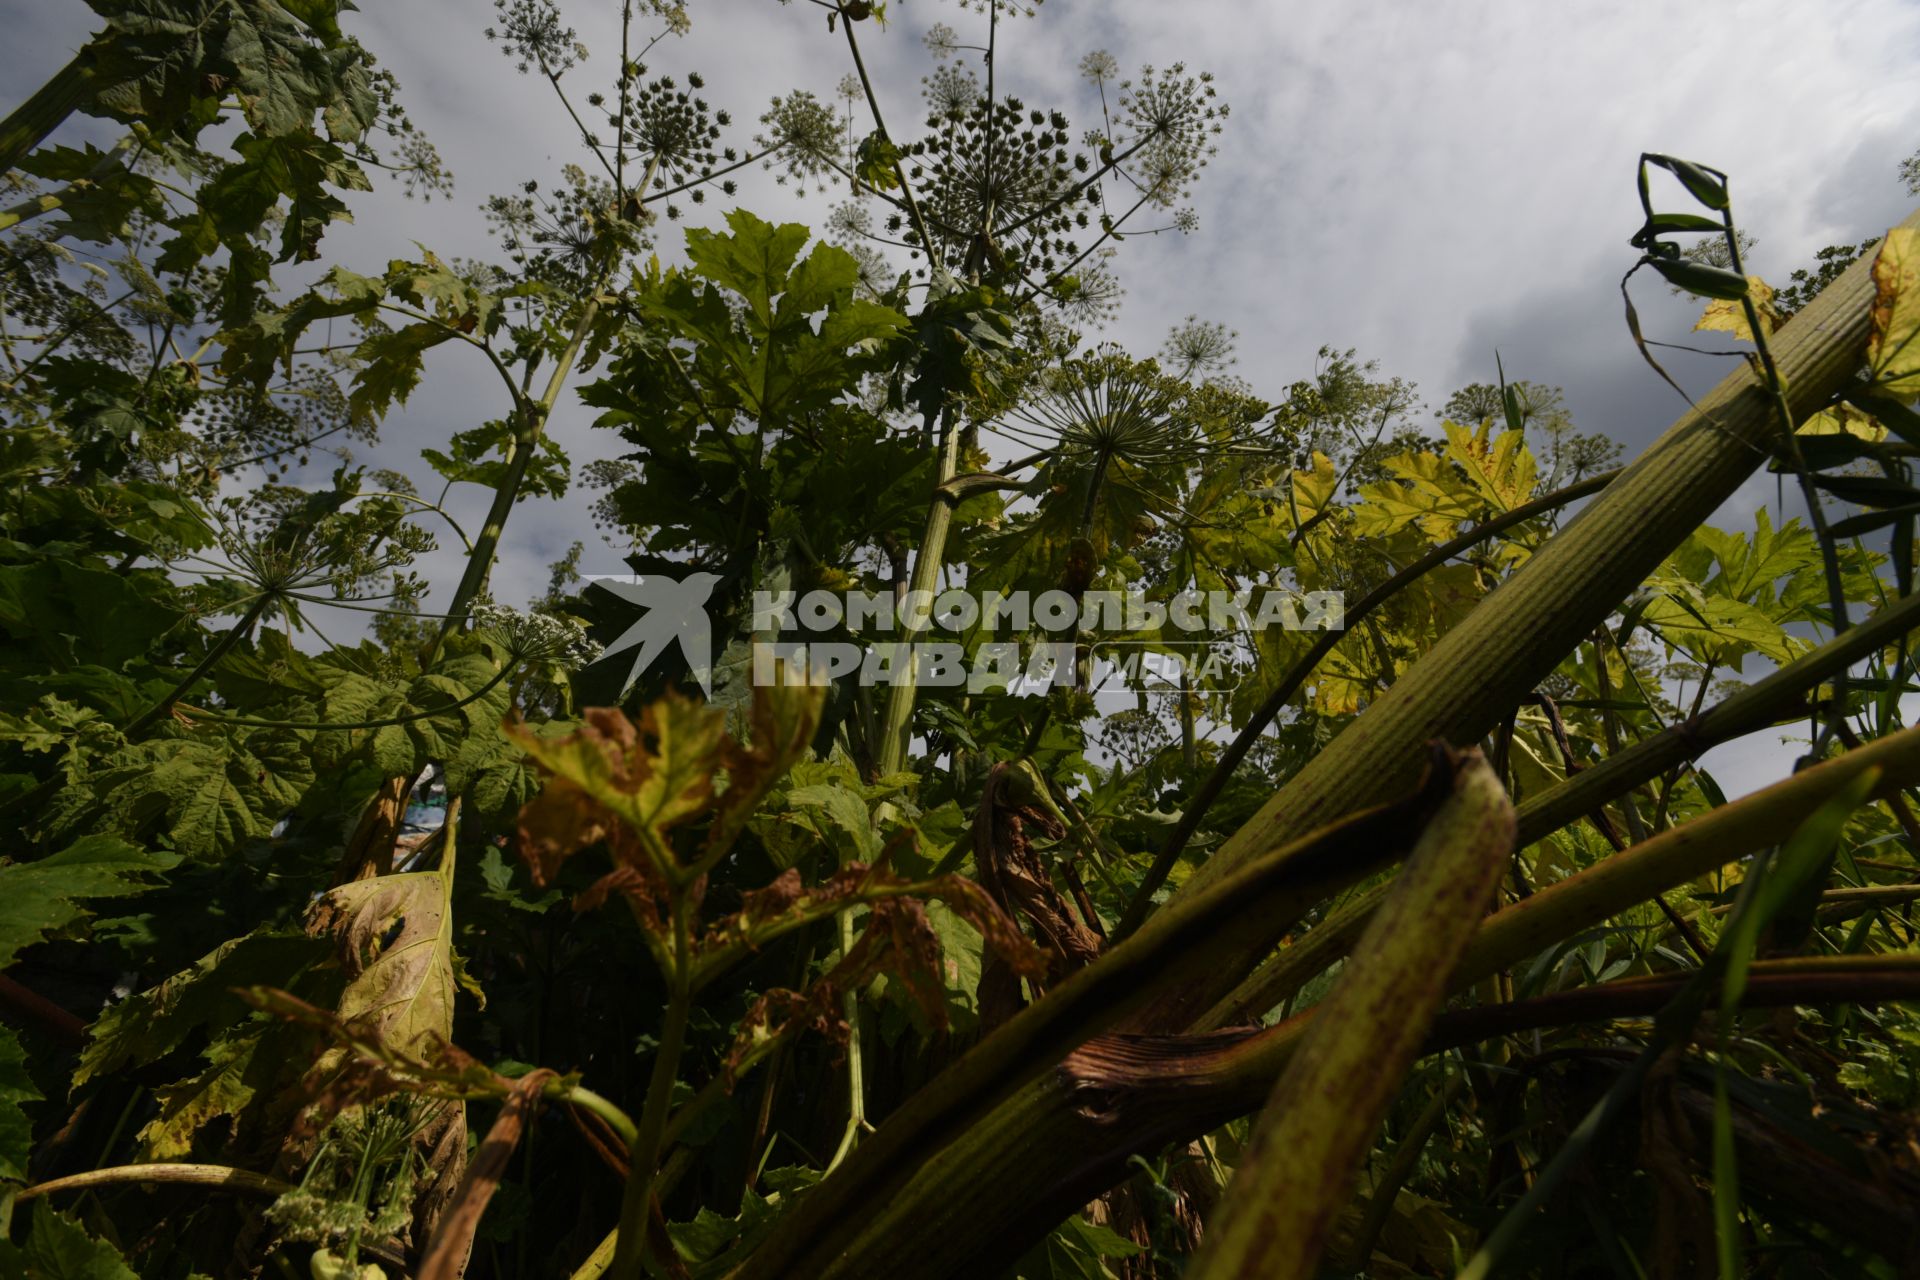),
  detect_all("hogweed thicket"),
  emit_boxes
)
[4,2,1920,1278]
